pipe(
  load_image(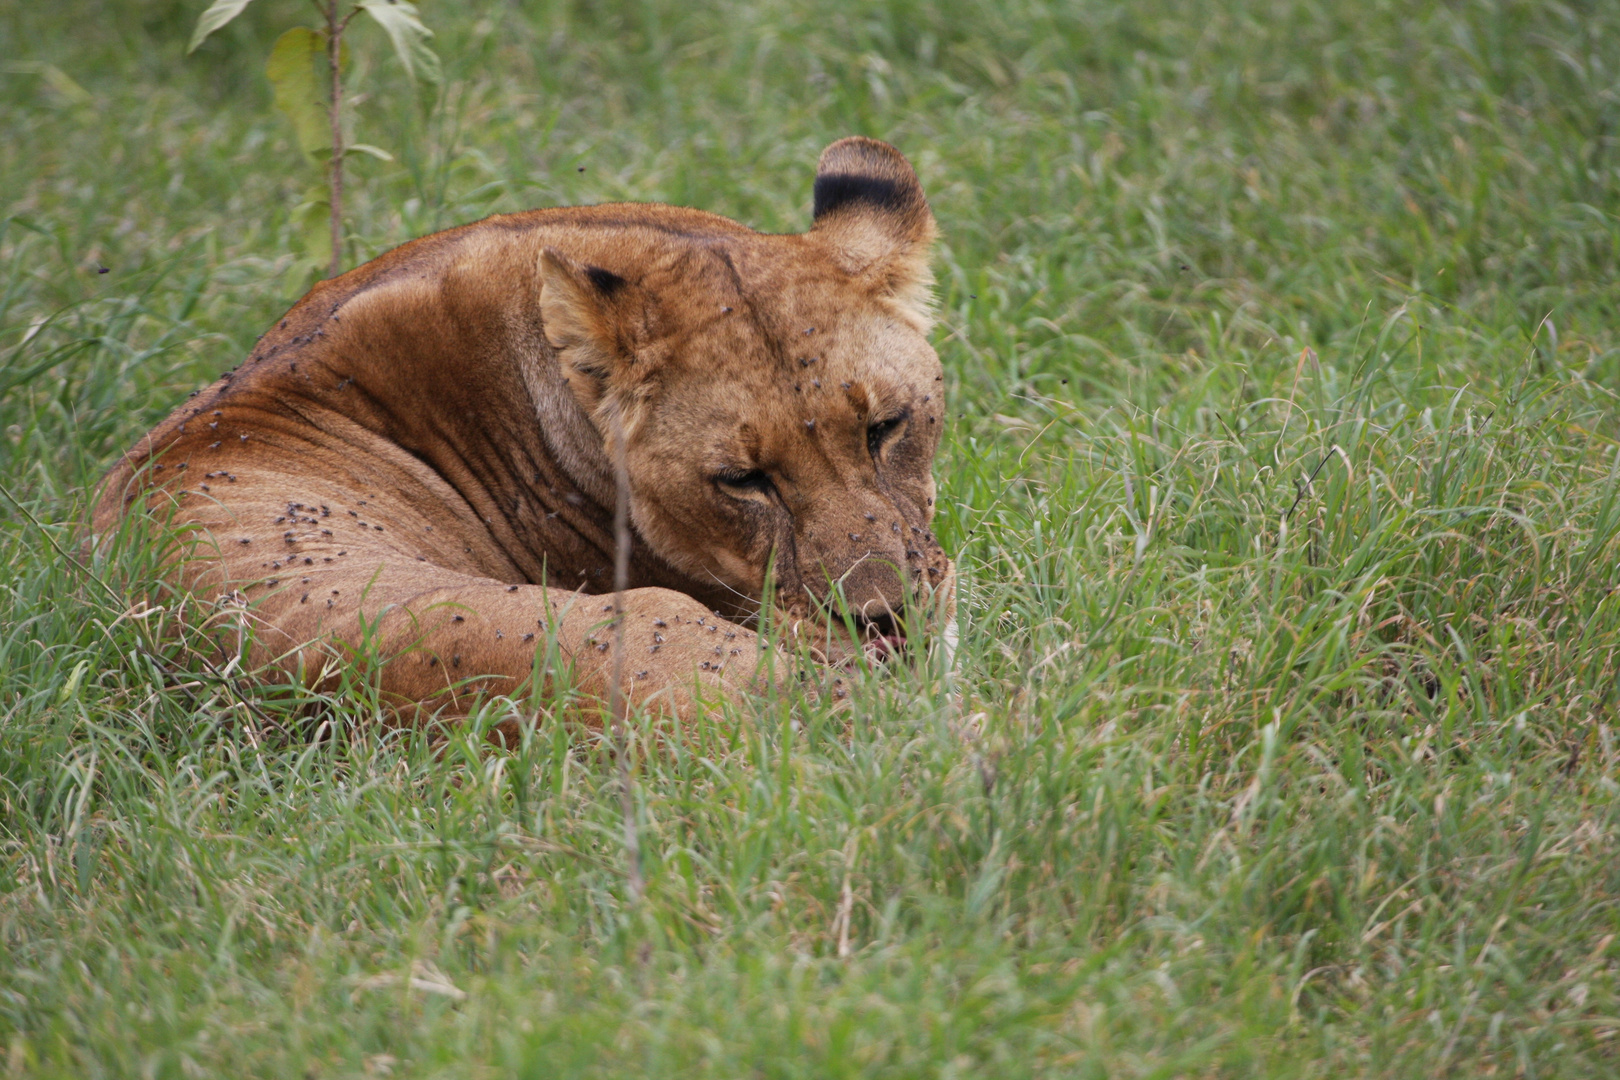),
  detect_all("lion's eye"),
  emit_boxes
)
[867,411,908,459]
[714,469,772,496]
